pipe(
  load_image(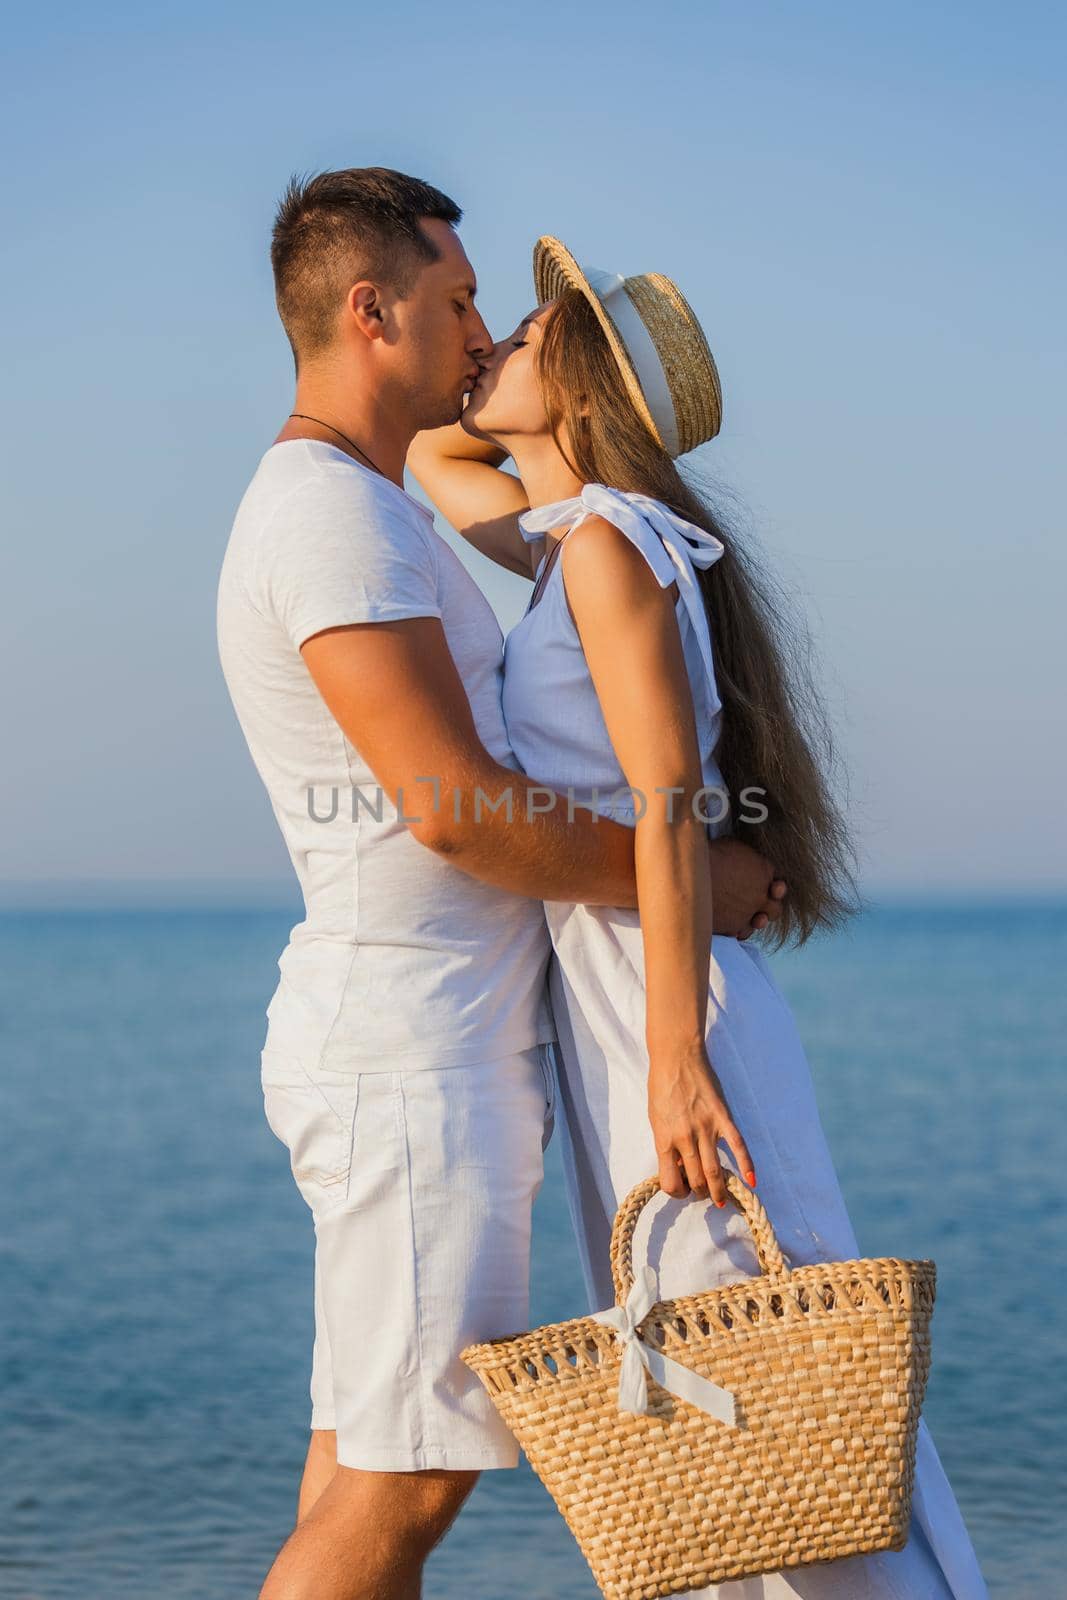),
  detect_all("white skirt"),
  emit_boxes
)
[545,903,990,1600]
